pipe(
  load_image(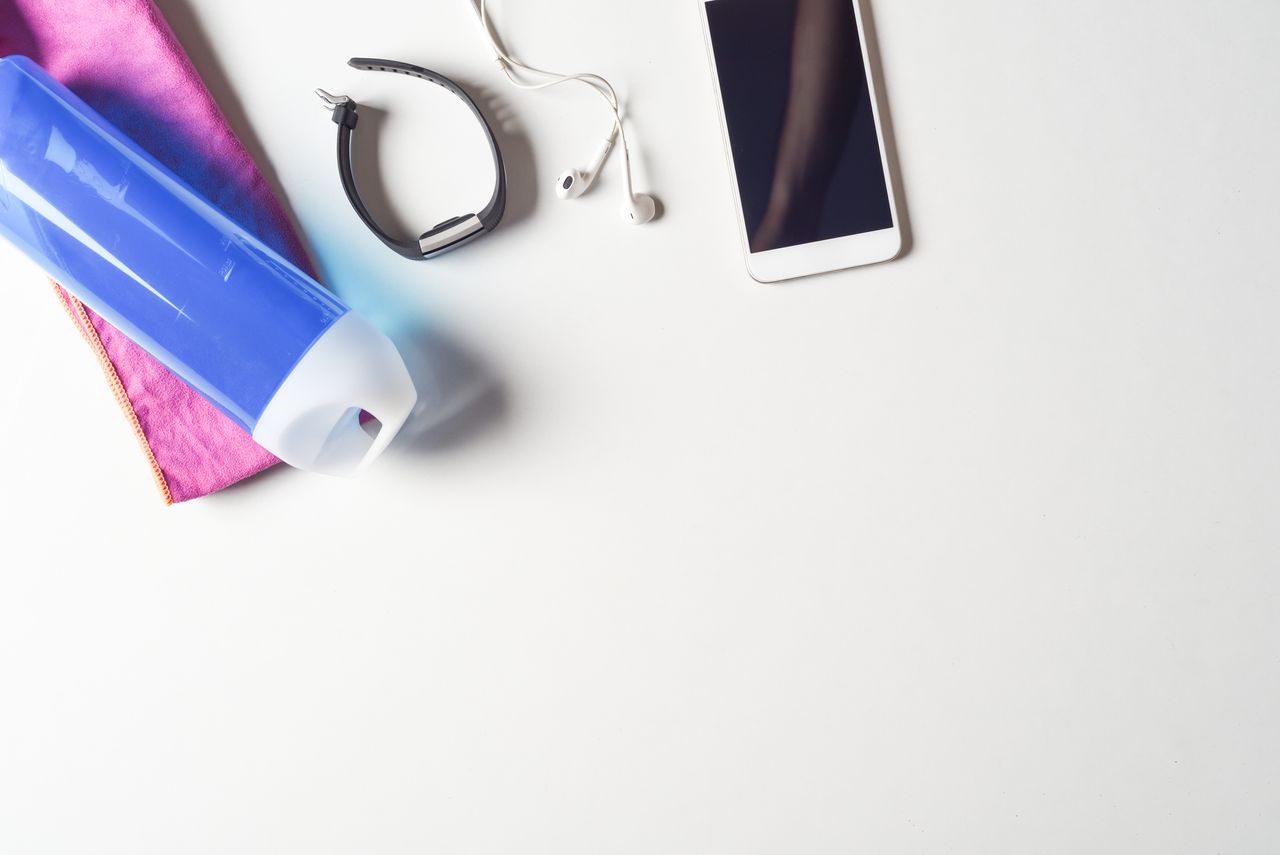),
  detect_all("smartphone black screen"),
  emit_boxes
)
[706,0,893,253]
